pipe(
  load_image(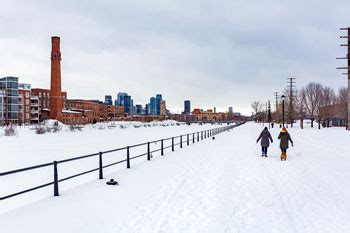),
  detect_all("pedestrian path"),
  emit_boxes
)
[0,123,349,233]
